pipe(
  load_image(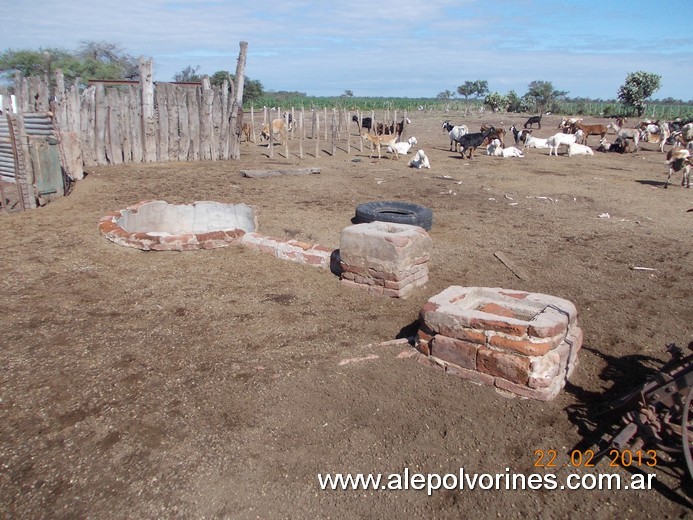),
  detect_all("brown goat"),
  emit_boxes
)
[570,121,607,142]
